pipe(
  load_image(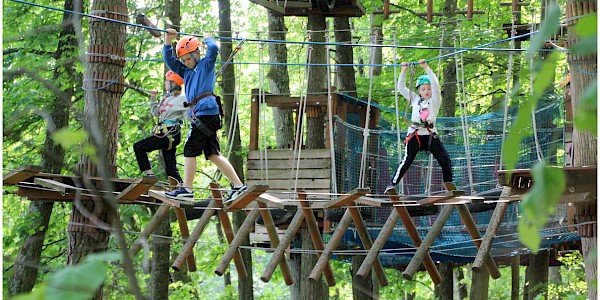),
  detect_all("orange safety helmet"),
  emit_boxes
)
[165,70,184,86]
[176,35,201,58]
